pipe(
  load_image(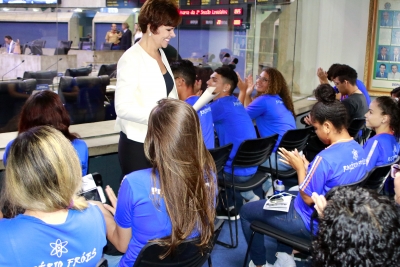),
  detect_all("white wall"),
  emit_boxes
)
[294,0,370,95]
[60,0,106,8]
